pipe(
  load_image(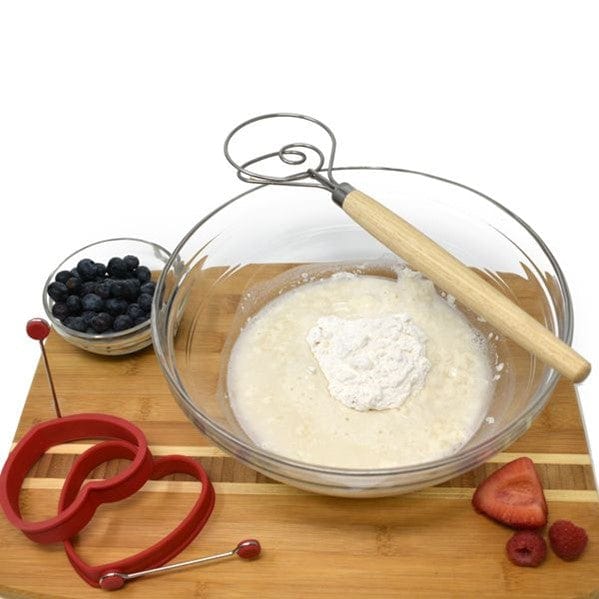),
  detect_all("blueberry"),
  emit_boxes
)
[127,303,144,320]
[109,280,126,298]
[52,302,69,321]
[140,281,155,296]
[113,314,133,332]
[77,259,97,281]
[134,316,149,326]
[95,263,107,278]
[82,293,104,312]
[107,257,128,278]
[95,280,111,299]
[135,266,151,283]
[55,270,72,284]
[138,293,153,313]
[105,297,128,316]
[82,310,96,326]
[70,268,81,278]
[66,295,82,314]
[47,282,68,301]
[64,316,86,332]
[81,281,97,296]
[66,277,82,295]
[123,255,140,271]
[122,279,140,301]
[91,312,113,333]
